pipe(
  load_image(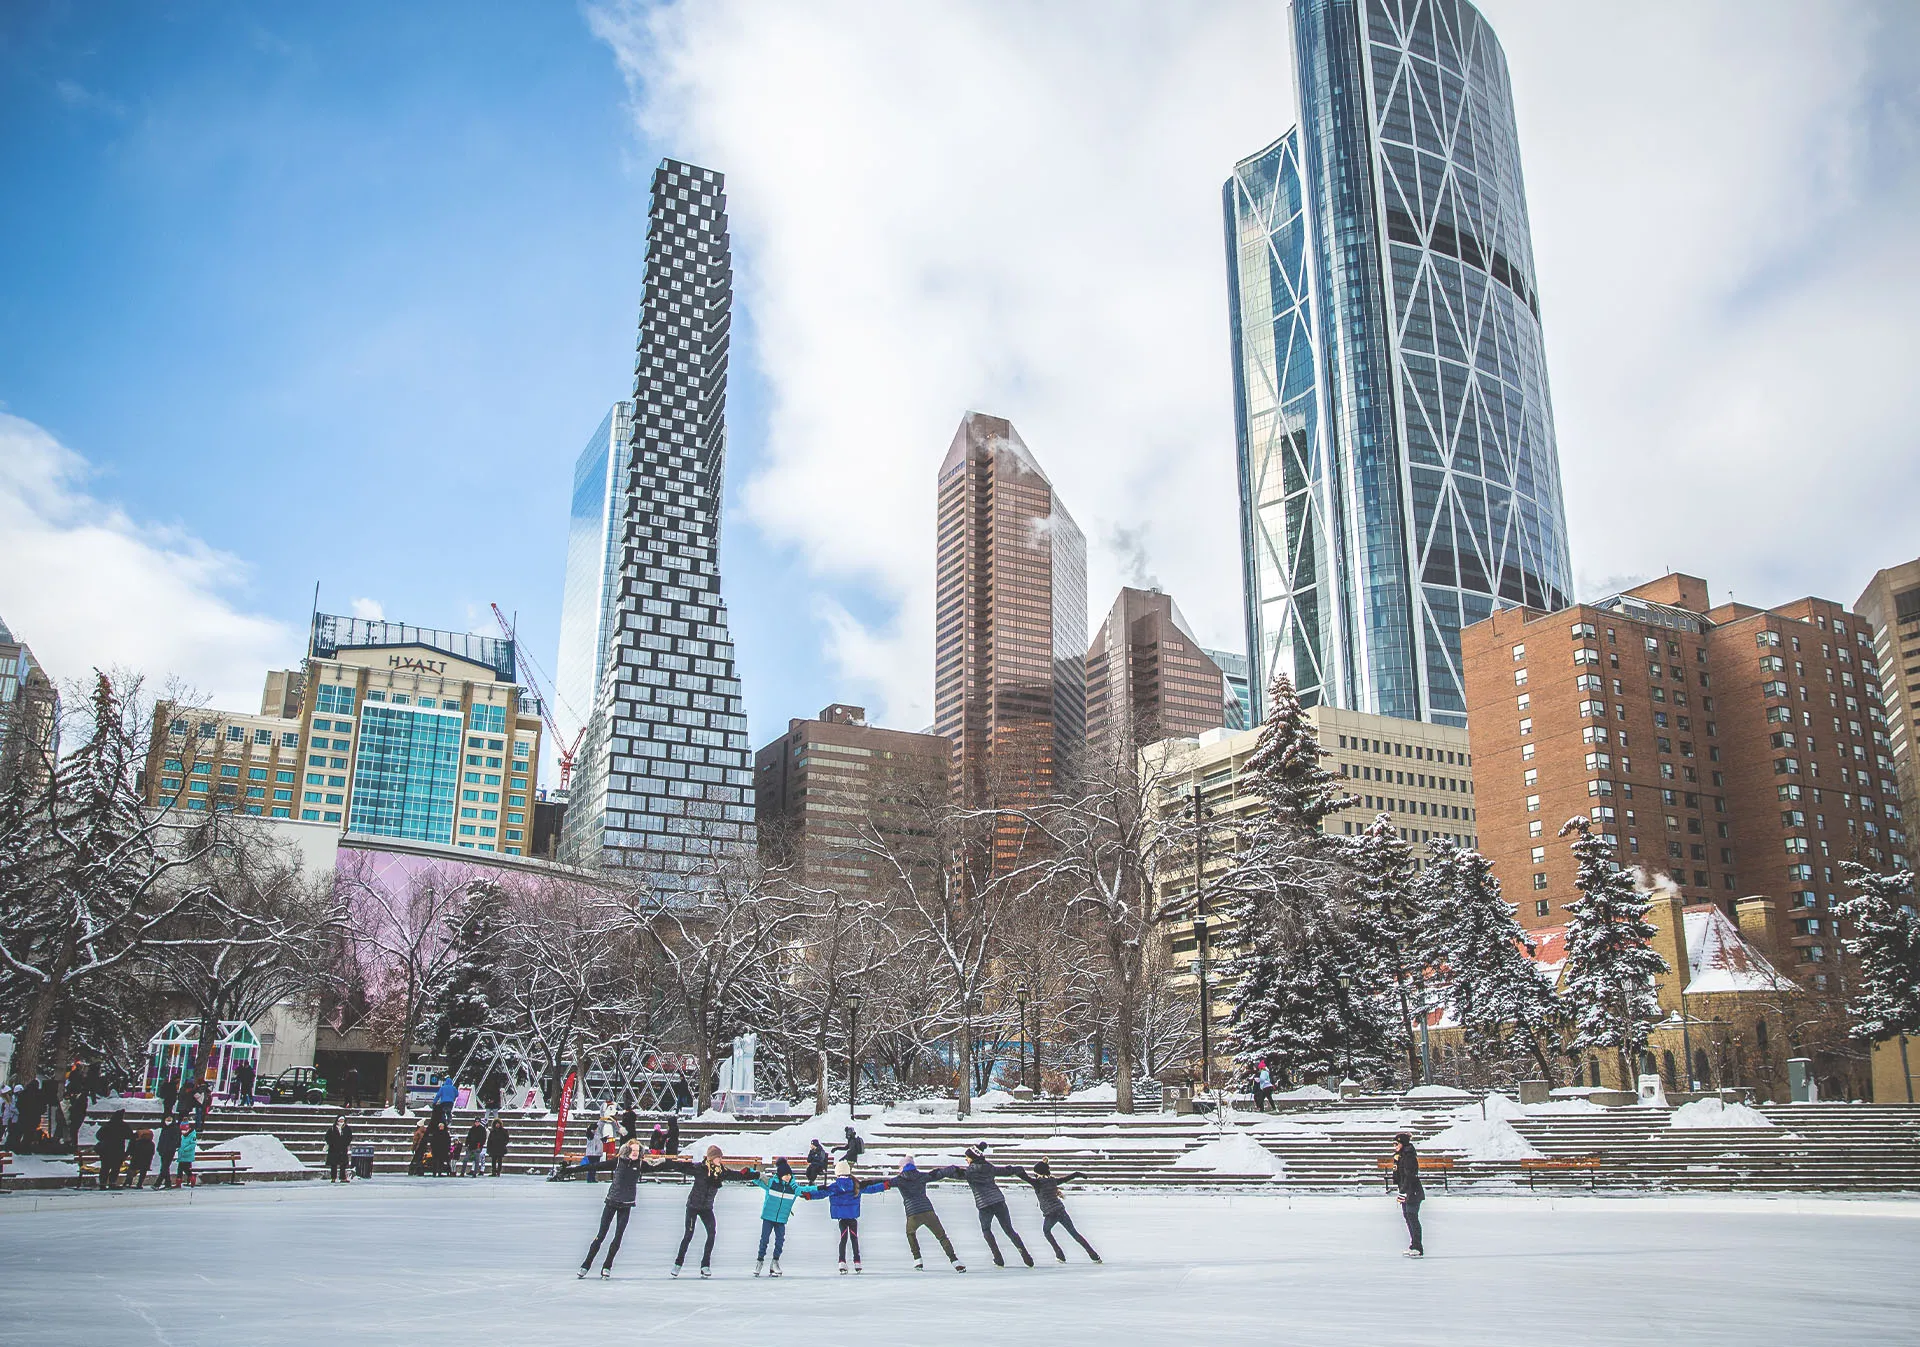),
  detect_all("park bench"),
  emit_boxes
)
[0,1149,11,1180]
[1519,1155,1605,1190]
[1377,1154,1455,1191]
[191,1148,244,1185]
